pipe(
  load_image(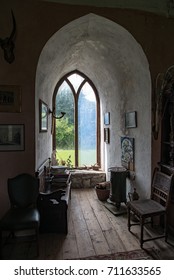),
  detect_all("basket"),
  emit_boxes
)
[95,187,110,201]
